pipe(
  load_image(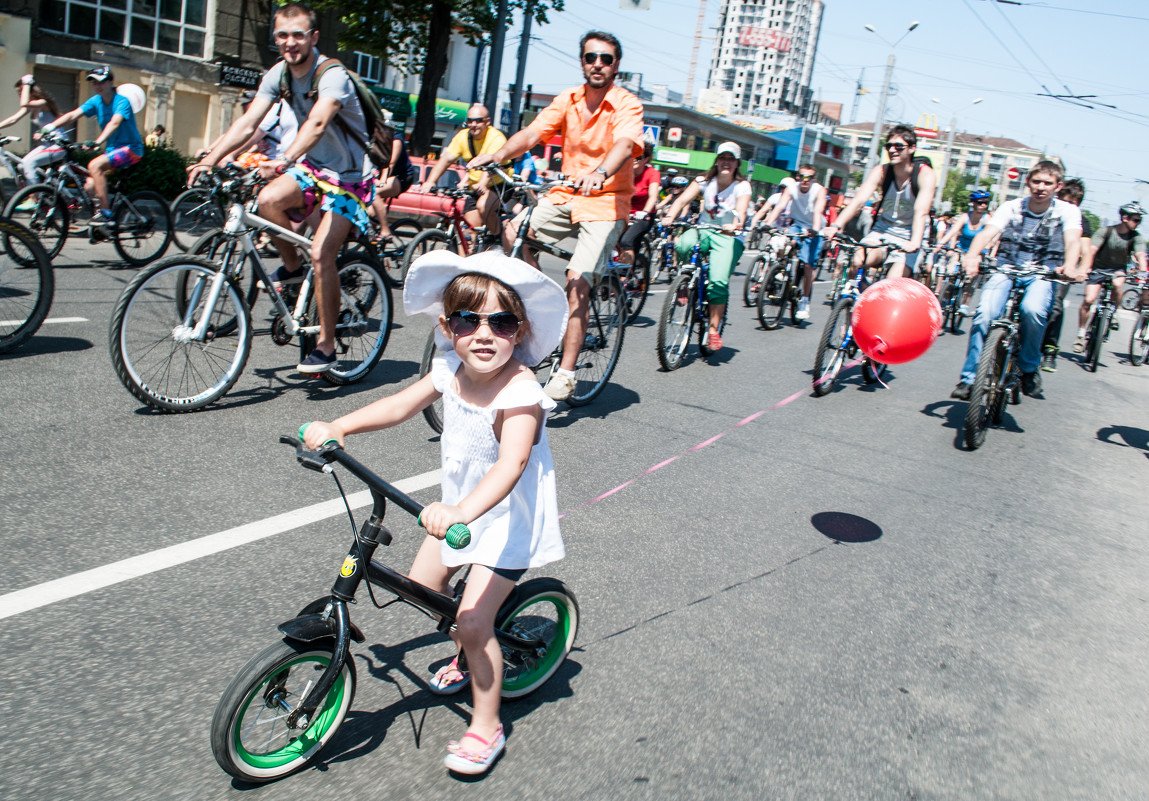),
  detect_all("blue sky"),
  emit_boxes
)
[499,0,1148,220]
